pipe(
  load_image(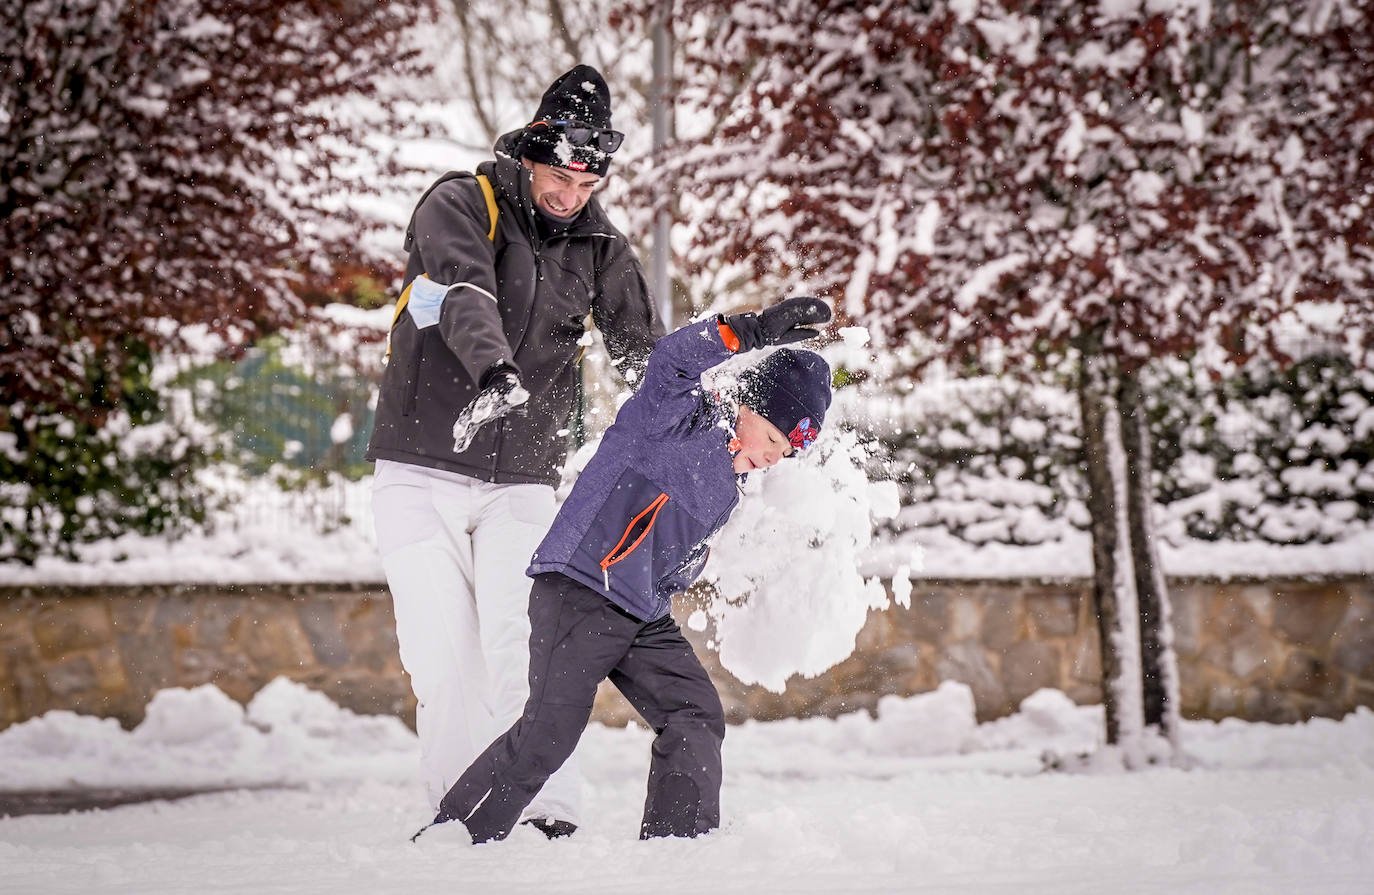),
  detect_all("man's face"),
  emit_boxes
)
[732,405,794,473]
[522,159,601,218]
